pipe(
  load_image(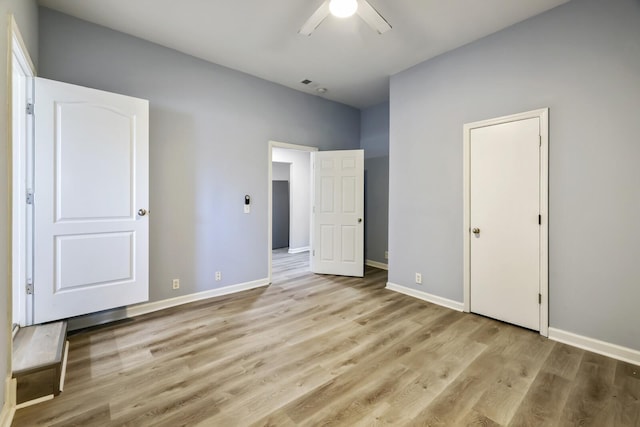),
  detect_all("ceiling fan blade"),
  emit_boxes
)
[299,0,331,36]
[356,0,392,34]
